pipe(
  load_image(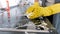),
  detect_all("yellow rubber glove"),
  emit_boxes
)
[26,1,60,19]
